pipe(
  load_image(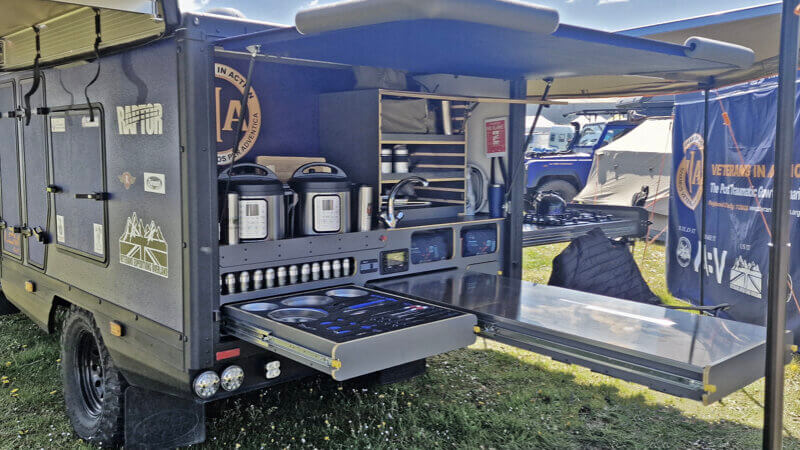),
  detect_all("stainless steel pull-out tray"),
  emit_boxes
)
[370,270,793,404]
[222,286,476,380]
